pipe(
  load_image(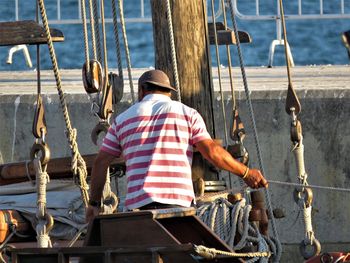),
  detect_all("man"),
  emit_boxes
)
[86,69,268,222]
